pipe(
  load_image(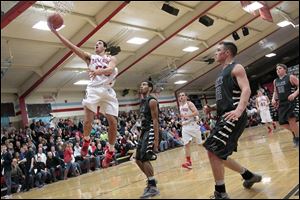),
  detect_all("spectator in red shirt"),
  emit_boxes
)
[63,142,74,180]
